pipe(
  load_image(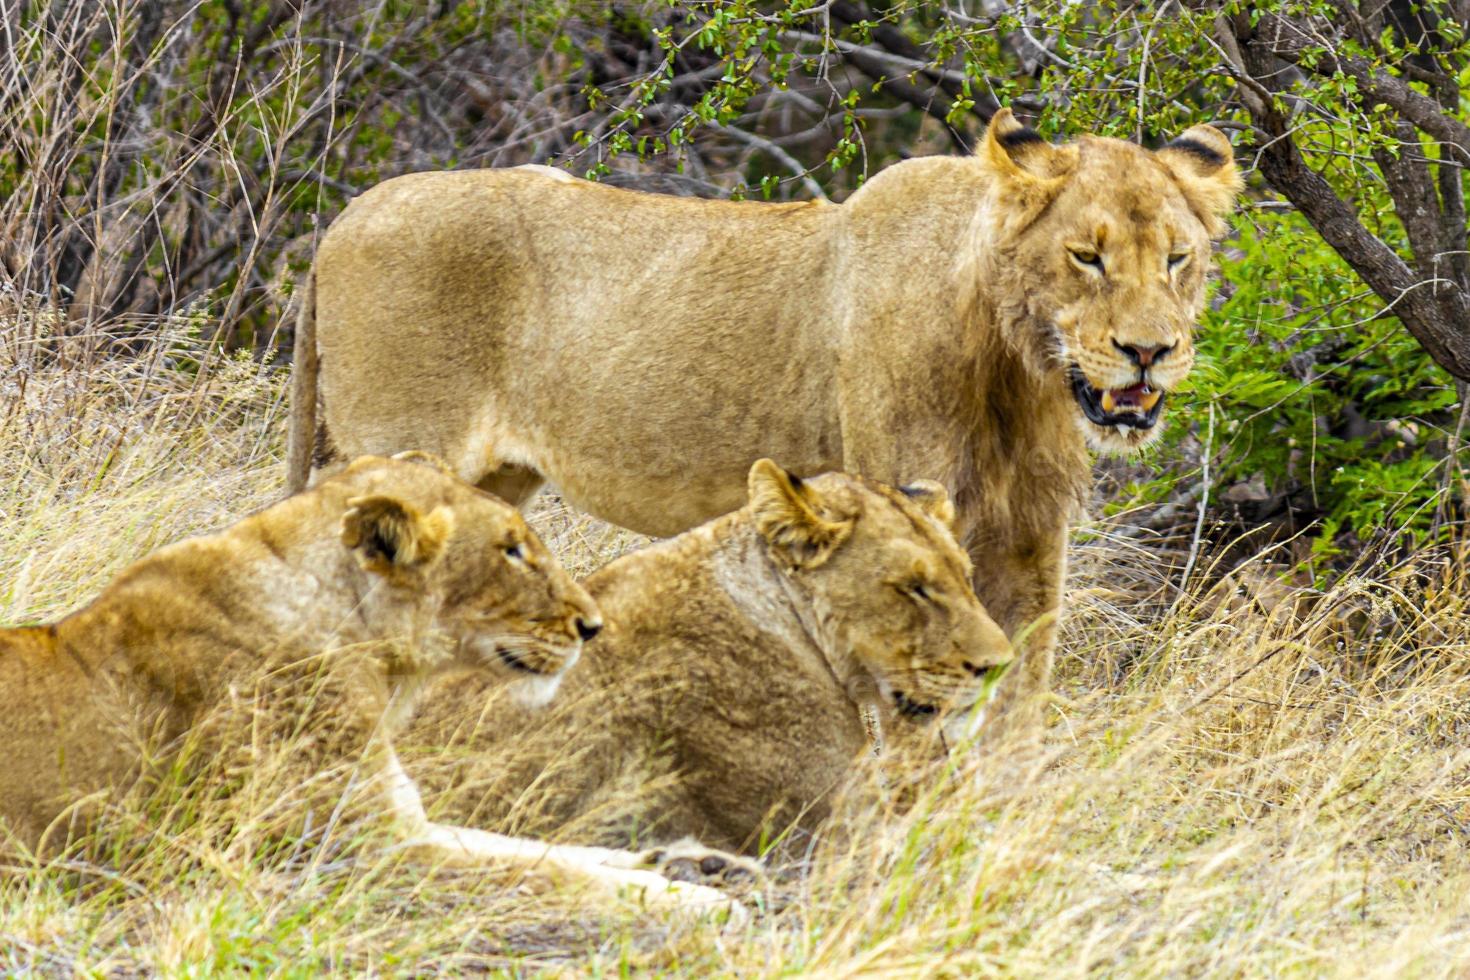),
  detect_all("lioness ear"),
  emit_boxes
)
[748,459,854,570]
[1156,125,1242,237]
[978,108,1078,238]
[980,108,1078,186]
[900,480,956,529]
[341,495,453,575]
